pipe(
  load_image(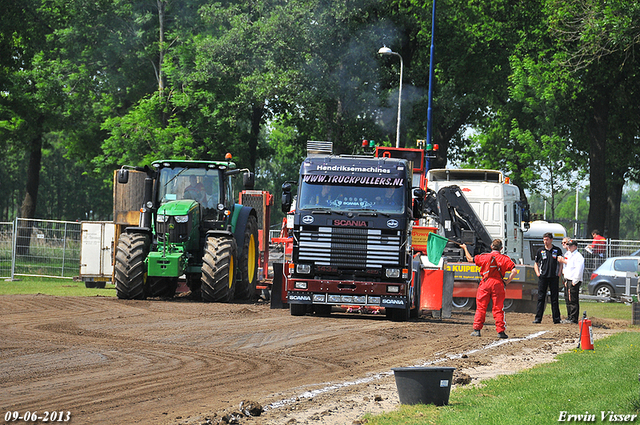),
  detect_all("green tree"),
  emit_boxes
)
[620,186,640,240]
[547,0,640,238]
